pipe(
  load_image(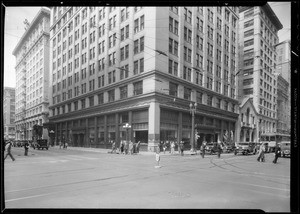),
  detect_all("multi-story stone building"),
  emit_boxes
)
[49,6,240,151]
[275,40,291,85]
[3,87,16,141]
[238,4,283,142]
[12,8,51,141]
[275,40,290,134]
